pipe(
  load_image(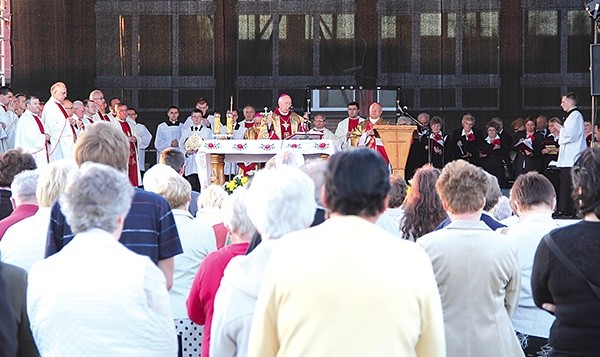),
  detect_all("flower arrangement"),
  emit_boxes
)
[223,173,251,194]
